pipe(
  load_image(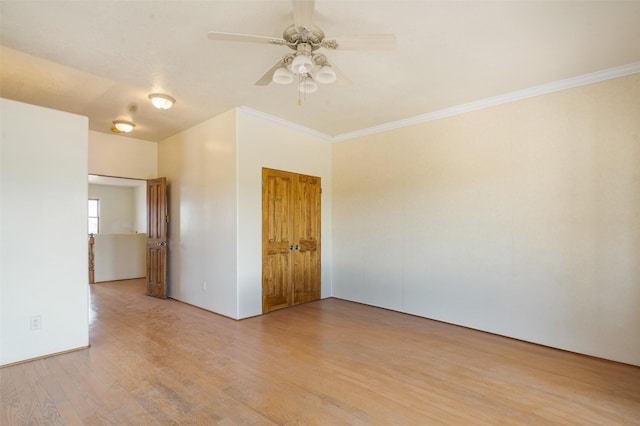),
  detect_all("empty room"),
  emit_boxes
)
[1,1,639,424]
